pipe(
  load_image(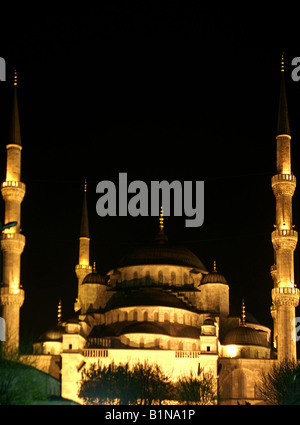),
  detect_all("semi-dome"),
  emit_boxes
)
[106,288,193,311]
[222,326,268,347]
[121,321,170,336]
[117,239,207,272]
[89,321,202,339]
